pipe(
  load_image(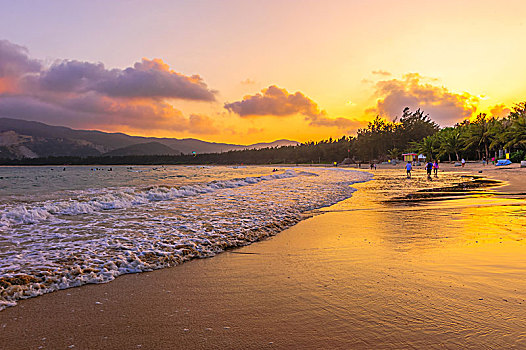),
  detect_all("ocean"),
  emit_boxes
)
[0,165,372,310]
